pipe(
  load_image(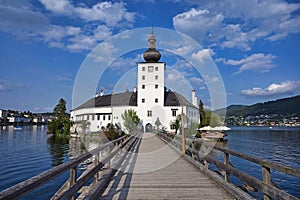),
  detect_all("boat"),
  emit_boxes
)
[200,131,227,141]
[14,126,23,130]
[70,132,80,138]
[197,126,231,141]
